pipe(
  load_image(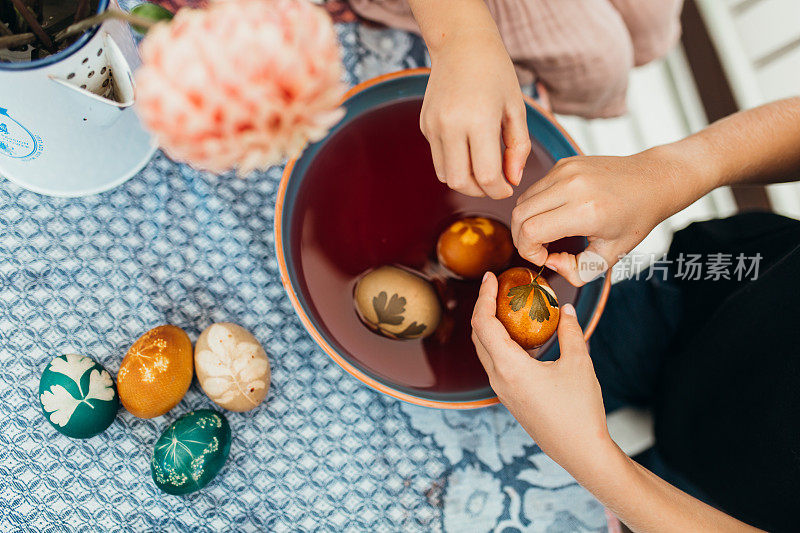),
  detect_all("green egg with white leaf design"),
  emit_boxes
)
[38,354,119,439]
[151,409,231,495]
